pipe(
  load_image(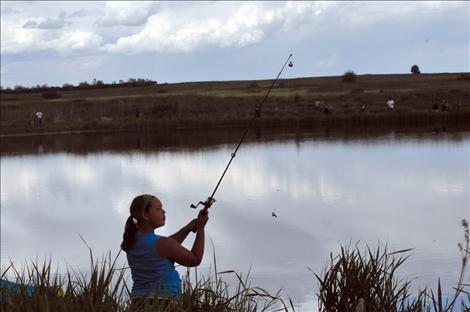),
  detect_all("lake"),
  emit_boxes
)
[1,128,469,310]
